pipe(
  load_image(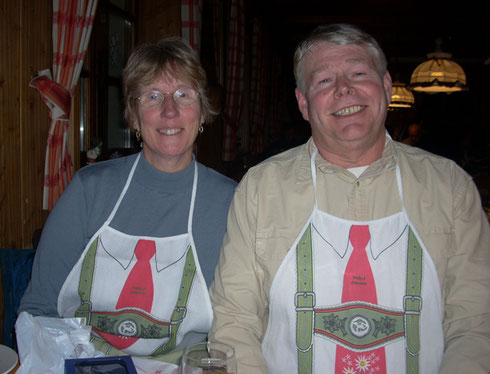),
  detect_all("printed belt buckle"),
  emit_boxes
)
[78,300,93,323]
[171,307,187,324]
[404,295,422,315]
[294,292,316,312]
